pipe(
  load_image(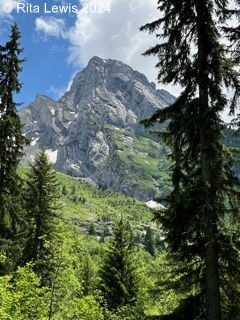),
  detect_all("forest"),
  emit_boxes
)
[0,1,240,319]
